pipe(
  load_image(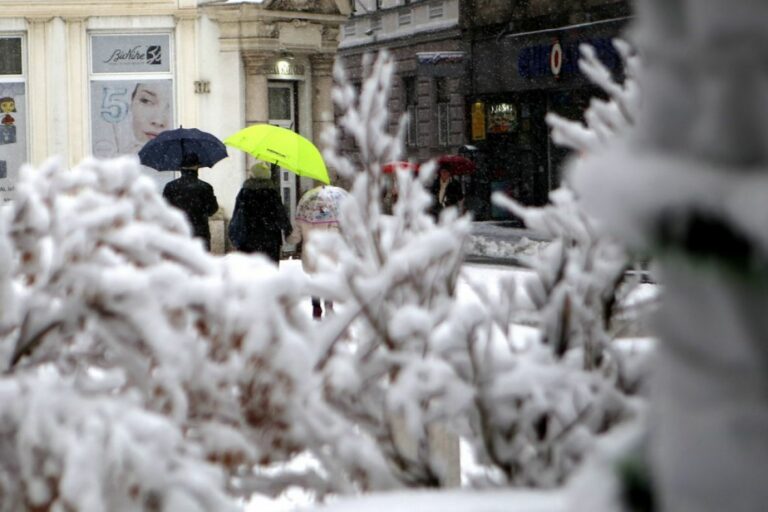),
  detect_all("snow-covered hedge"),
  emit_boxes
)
[0,47,652,511]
